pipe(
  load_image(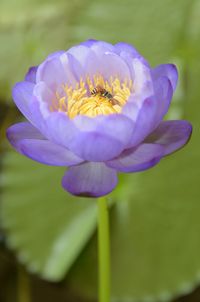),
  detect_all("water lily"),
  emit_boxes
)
[7,40,192,197]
